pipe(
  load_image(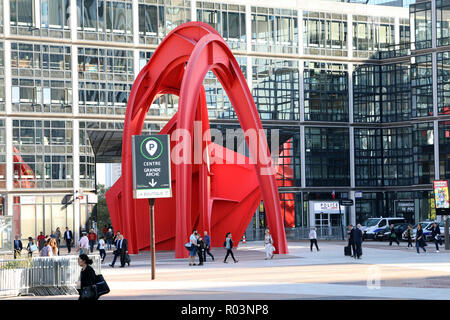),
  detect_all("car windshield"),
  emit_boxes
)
[364,218,381,227]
